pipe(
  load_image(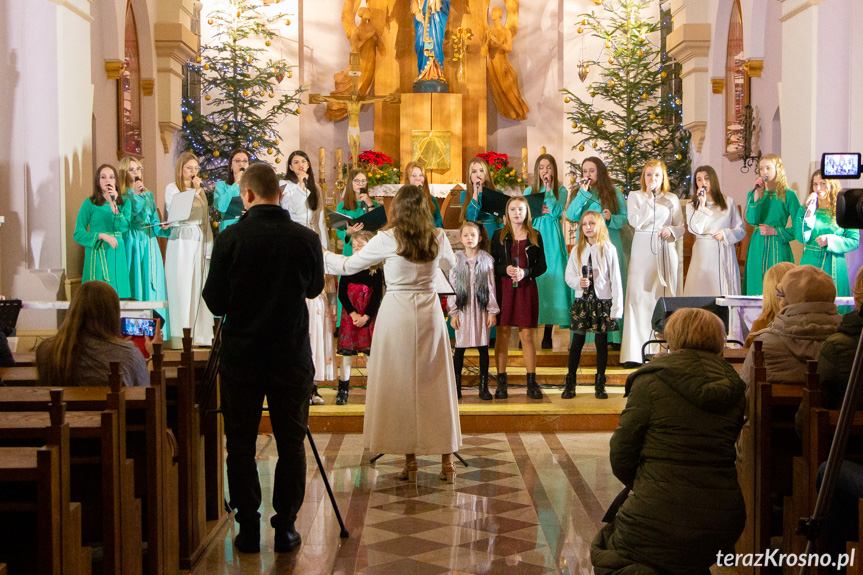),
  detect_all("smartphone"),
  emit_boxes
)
[121,317,157,337]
